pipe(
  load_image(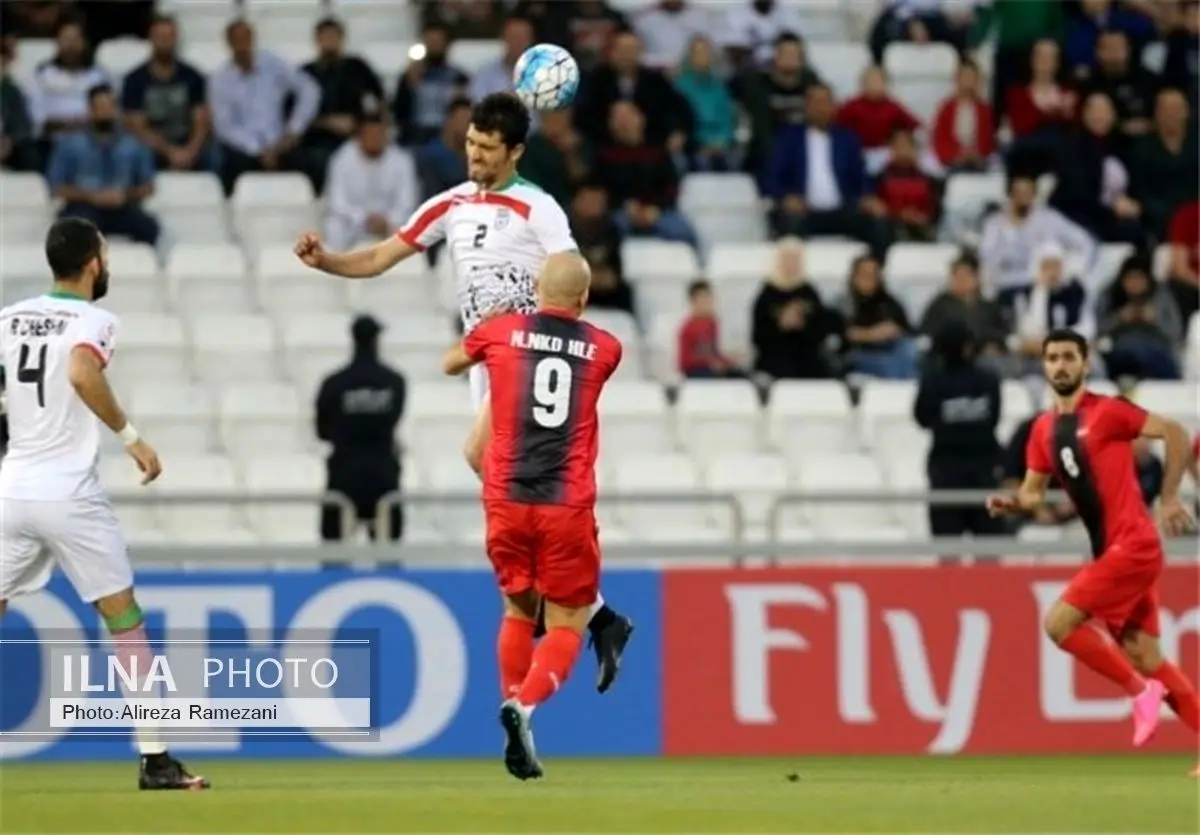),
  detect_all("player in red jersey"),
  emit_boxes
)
[442,253,621,781]
[988,329,1198,767]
